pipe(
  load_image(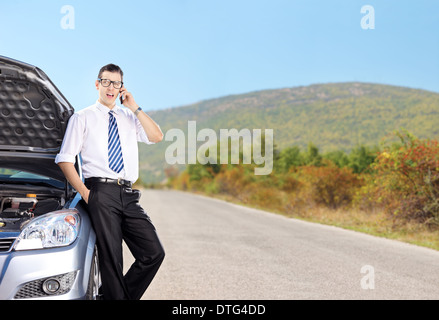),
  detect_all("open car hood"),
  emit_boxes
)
[0,56,74,182]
